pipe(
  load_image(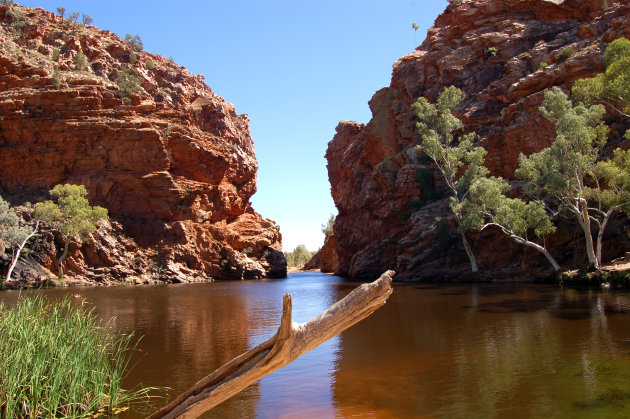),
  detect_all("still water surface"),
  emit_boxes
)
[3,272,630,418]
